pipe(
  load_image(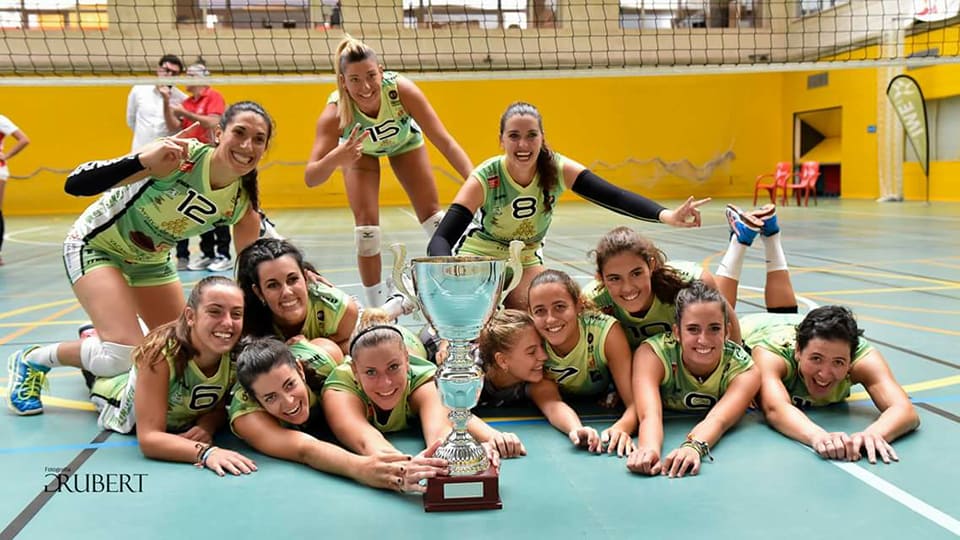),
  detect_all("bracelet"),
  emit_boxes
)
[194,443,210,466]
[200,446,218,467]
[683,435,715,462]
